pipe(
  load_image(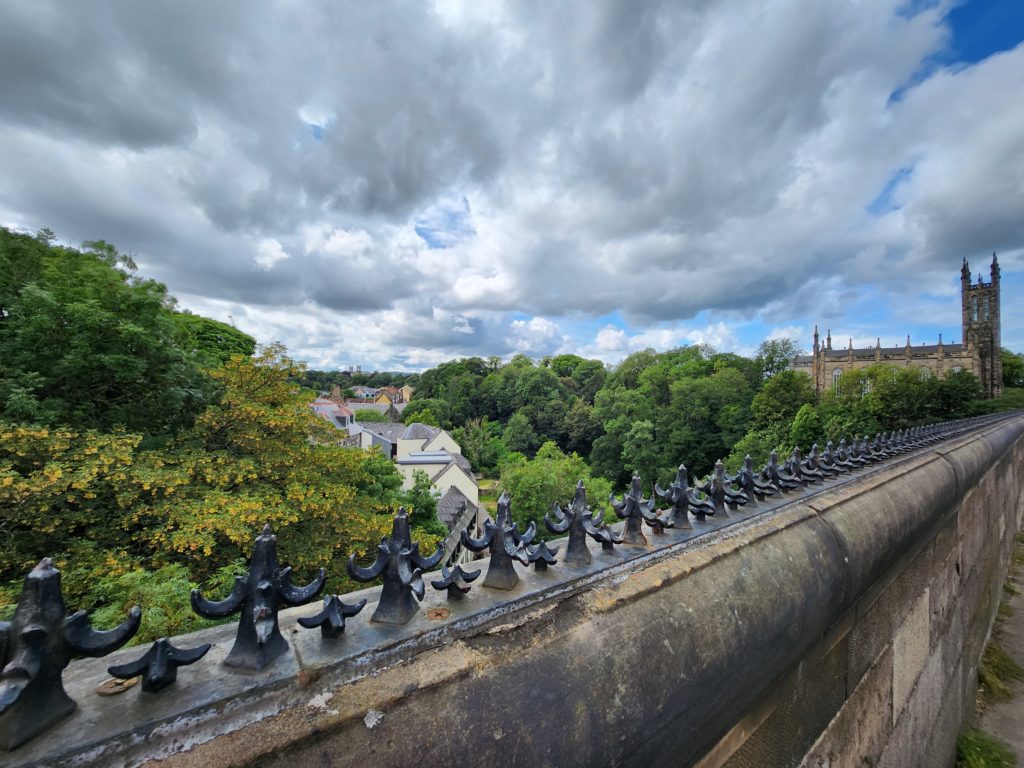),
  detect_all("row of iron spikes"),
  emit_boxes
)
[0,417,988,750]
